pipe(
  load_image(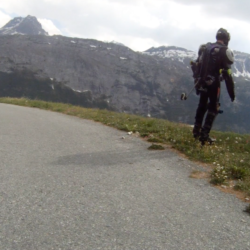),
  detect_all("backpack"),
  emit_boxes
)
[191,42,226,90]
